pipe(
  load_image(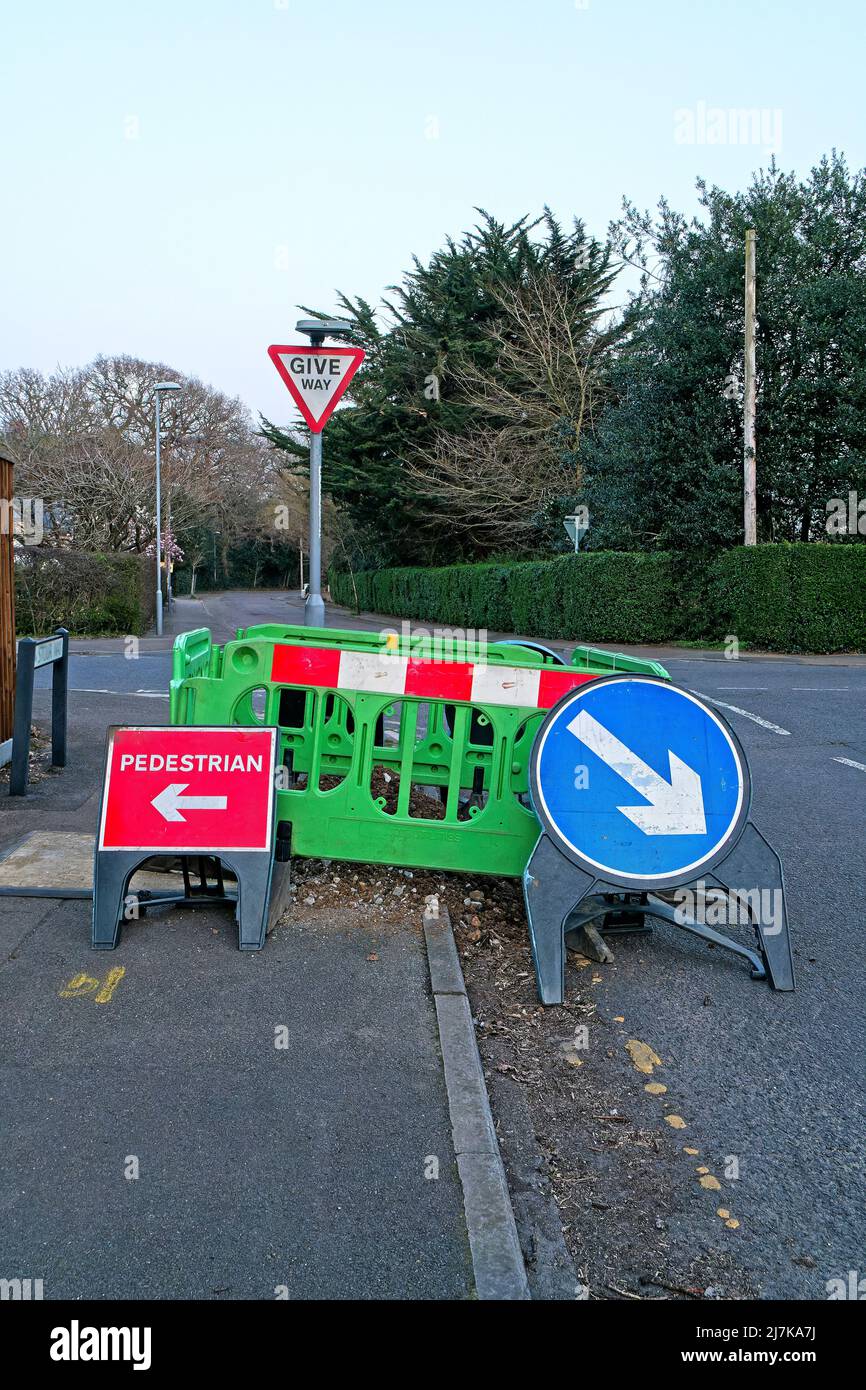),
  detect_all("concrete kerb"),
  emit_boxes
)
[423,895,530,1301]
